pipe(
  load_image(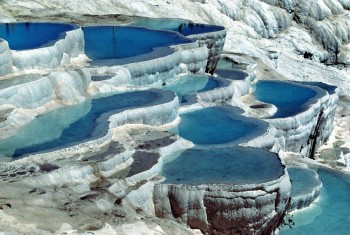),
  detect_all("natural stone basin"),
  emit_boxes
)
[287,167,322,211]
[0,22,76,50]
[172,106,268,145]
[130,18,224,36]
[294,81,338,95]
[162,146,284,184]
[280,168,350,235]
[0,89,177,158]
[254,80,322,118]
[215,68,248,80]
[83,26,192,65]
[163,74,228,103]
